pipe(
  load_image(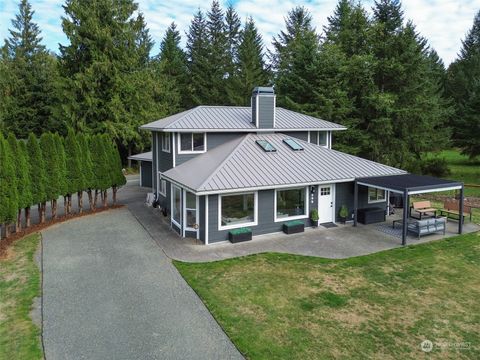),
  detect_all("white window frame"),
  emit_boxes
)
[159,175,167,197]
[177,132,207,154]
[274,186,309,222]
[161,132,171,153]
[218,192,258,231]
[171,184,182,228]
[183,190,199,239]
[367,187,386,204]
